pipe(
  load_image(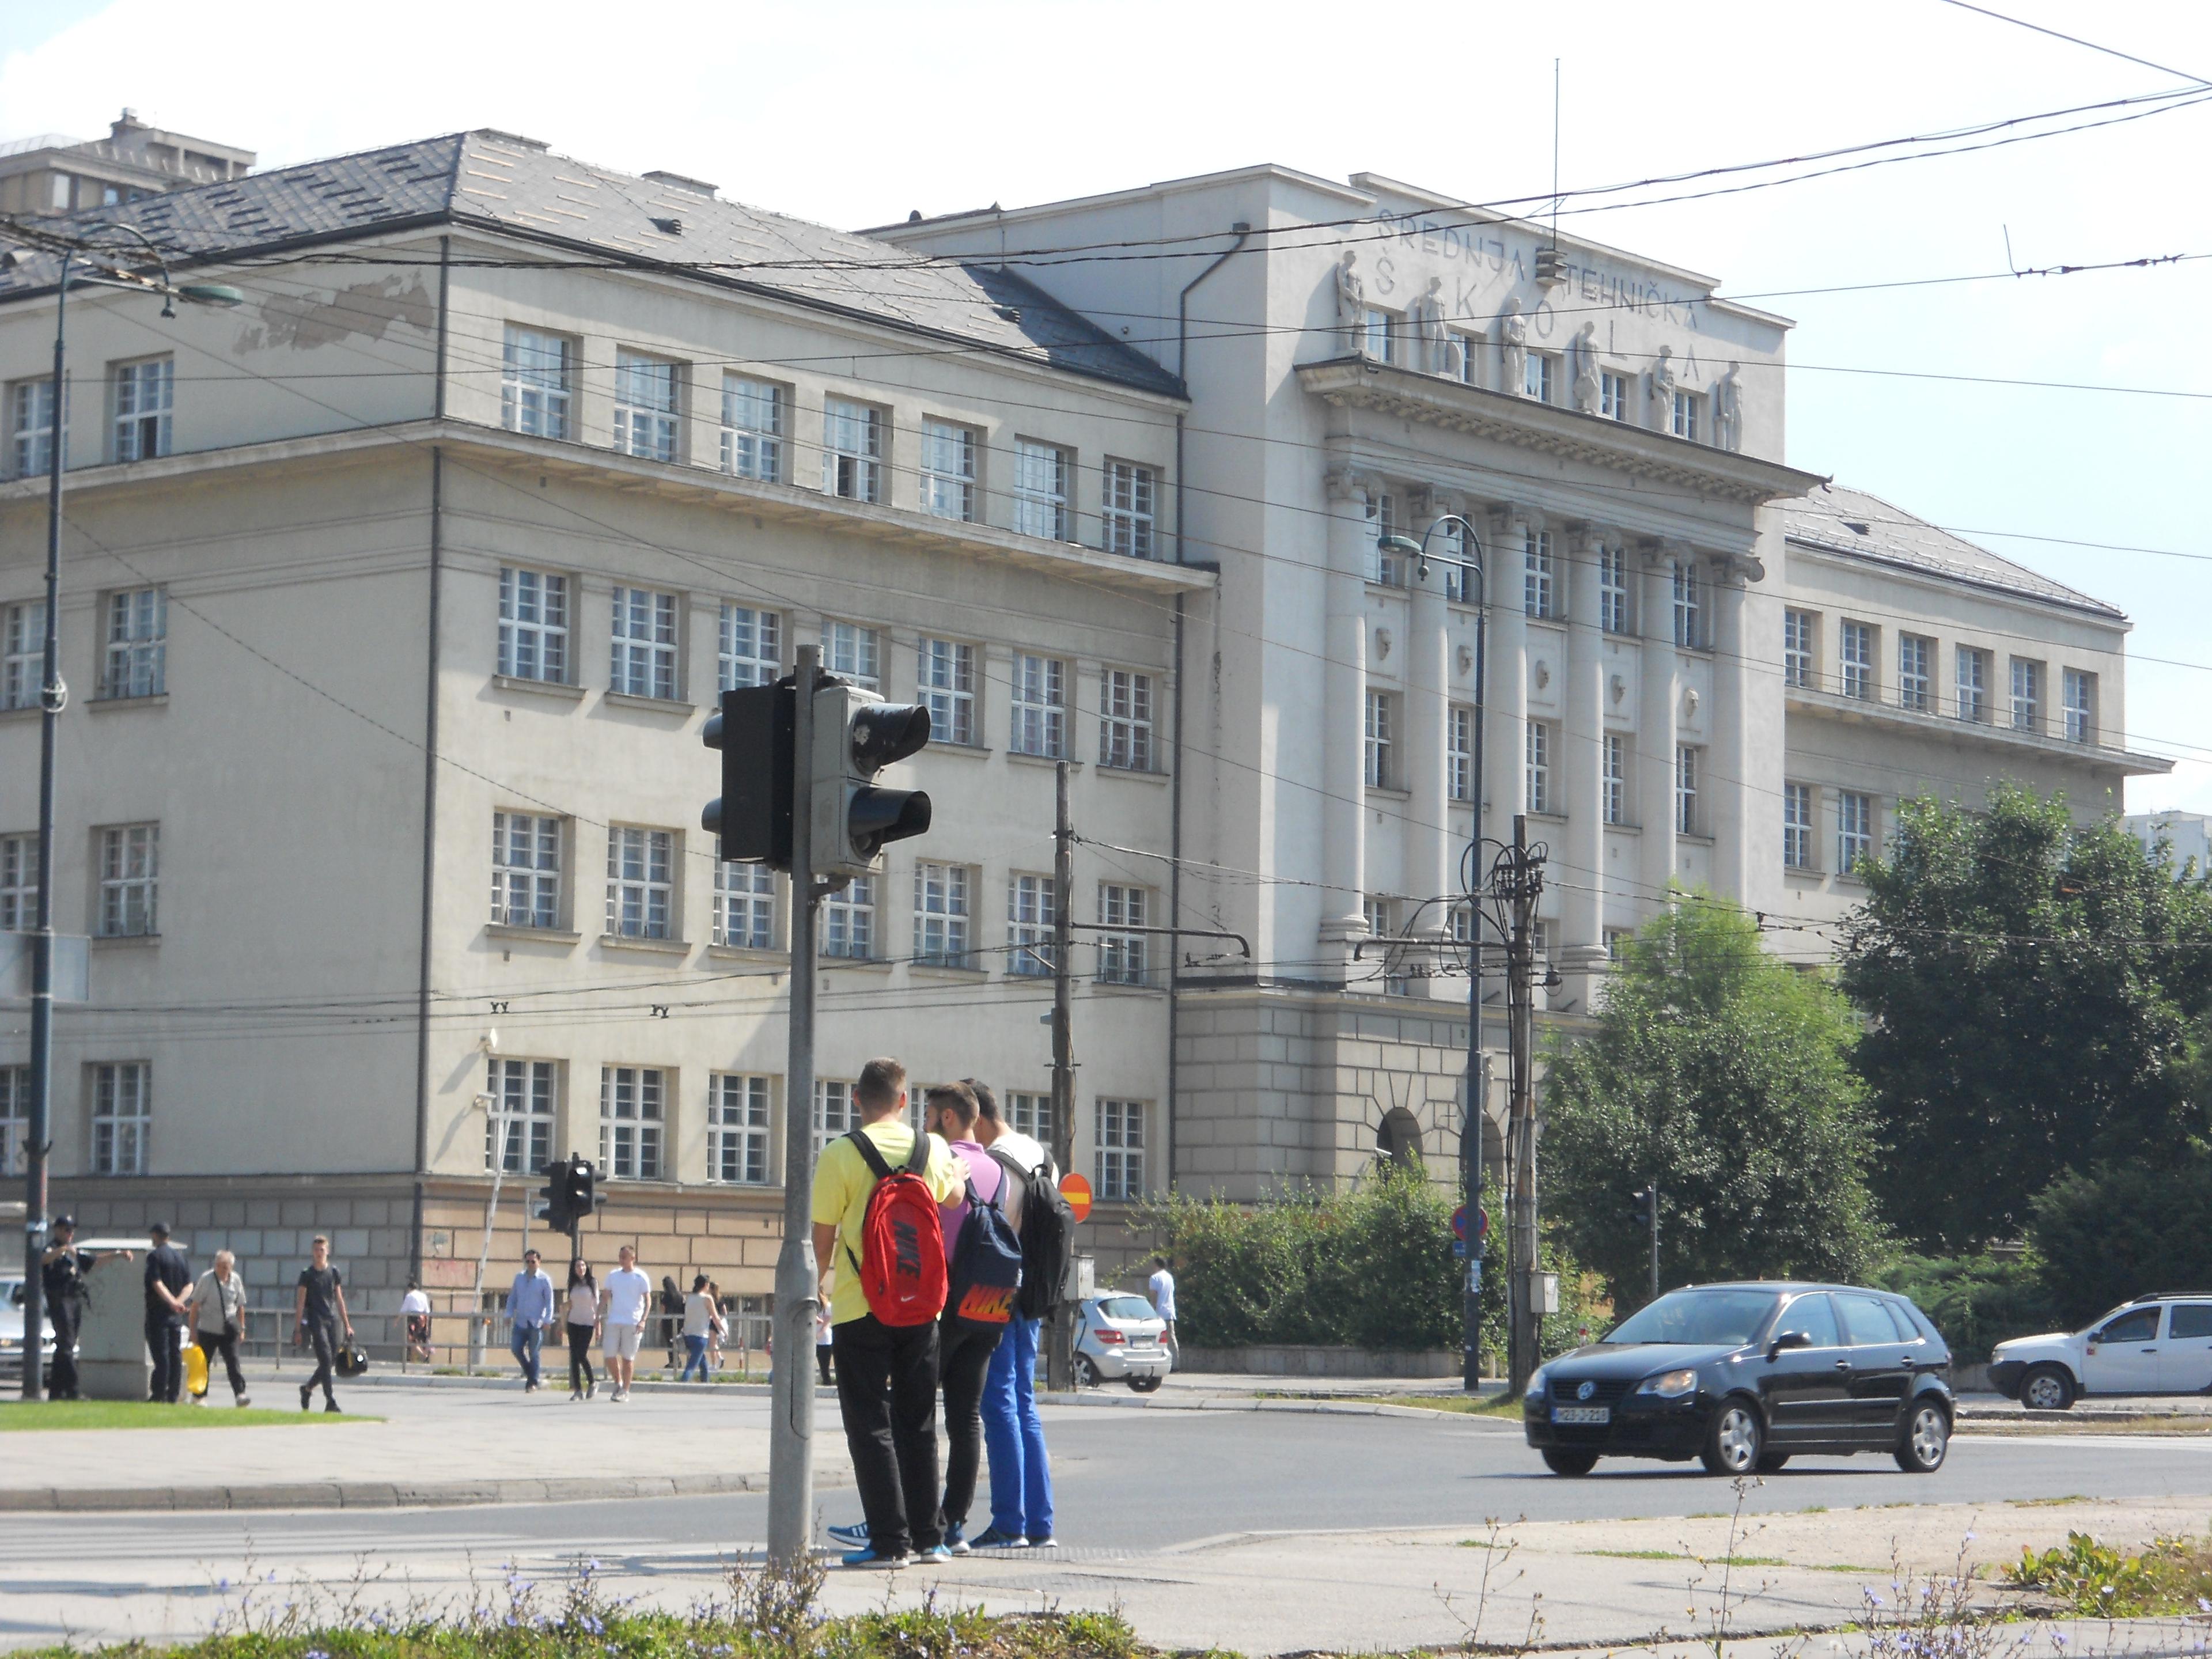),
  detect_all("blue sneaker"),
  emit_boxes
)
[916,1544,953,1562]
[969,1526,1028,1550]
[944,1523,970,1557]
[827,1521,869,1548]
[841,1547,907,1569]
